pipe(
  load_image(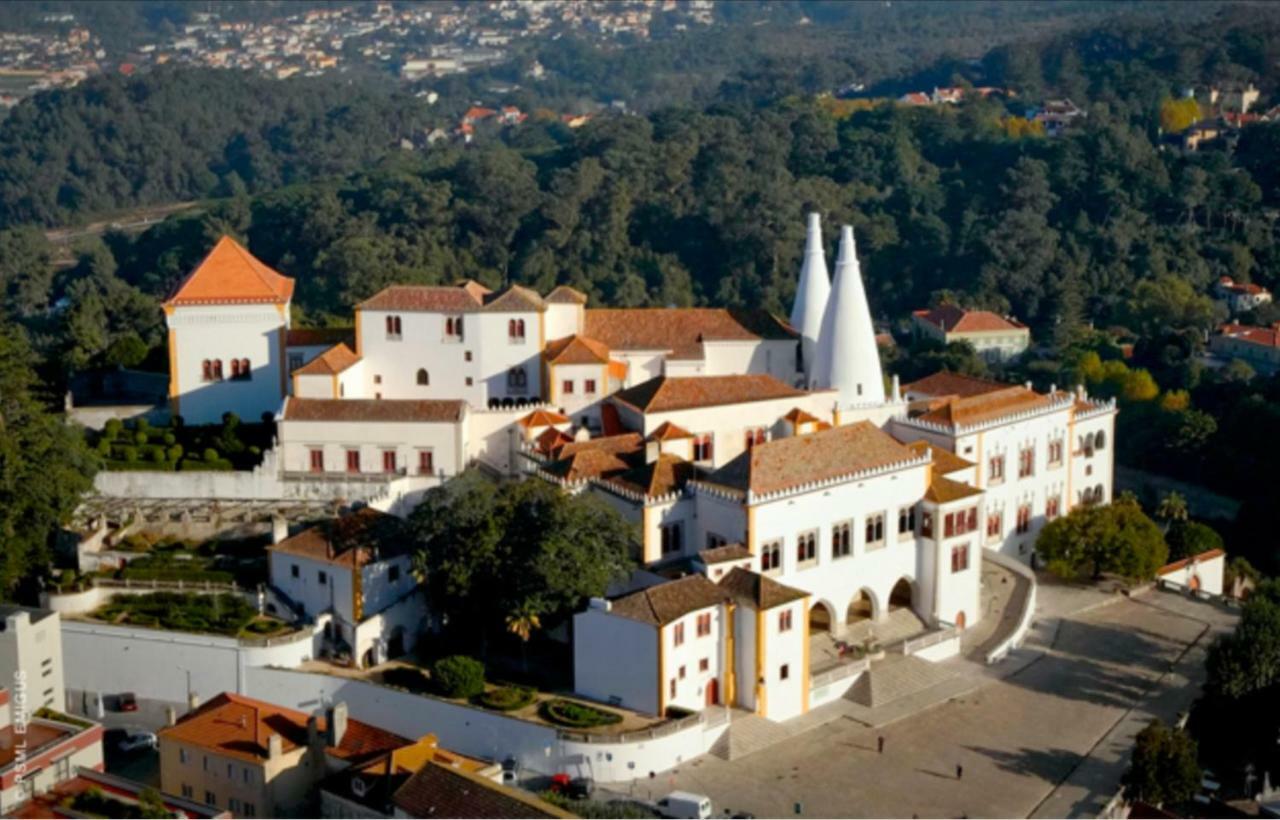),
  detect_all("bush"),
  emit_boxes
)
[430,655,485,699]
[163,433,176,446]
[167,444,183,461]
[203,448,219,463]
[475,685,535,712]
[540,698,622,728]
[103,418,123,439]
[150,447,165,463]
[134,431,148,445]
[382,666,431,693]
[119,445,137,462]
[96,439,112,456]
